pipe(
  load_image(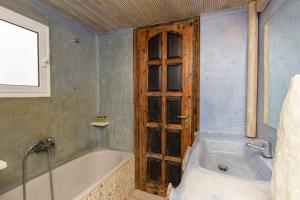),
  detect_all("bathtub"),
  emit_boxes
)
[0,149,135,200]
